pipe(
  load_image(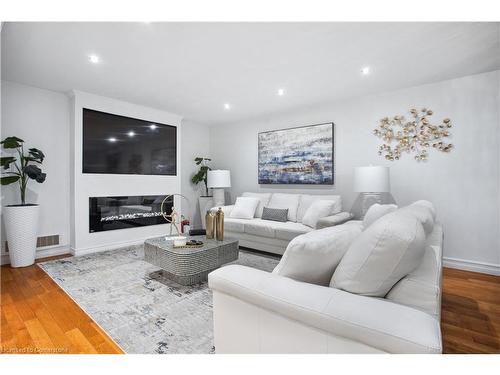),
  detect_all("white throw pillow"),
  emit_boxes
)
[331,210,426,297]
[297,194,342,222]
[302,200,337,228]
[273,222,363,286]
[229,197,260,219]
[362,203,398,229]
[267,193,300,222]
[242,192,271,218]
